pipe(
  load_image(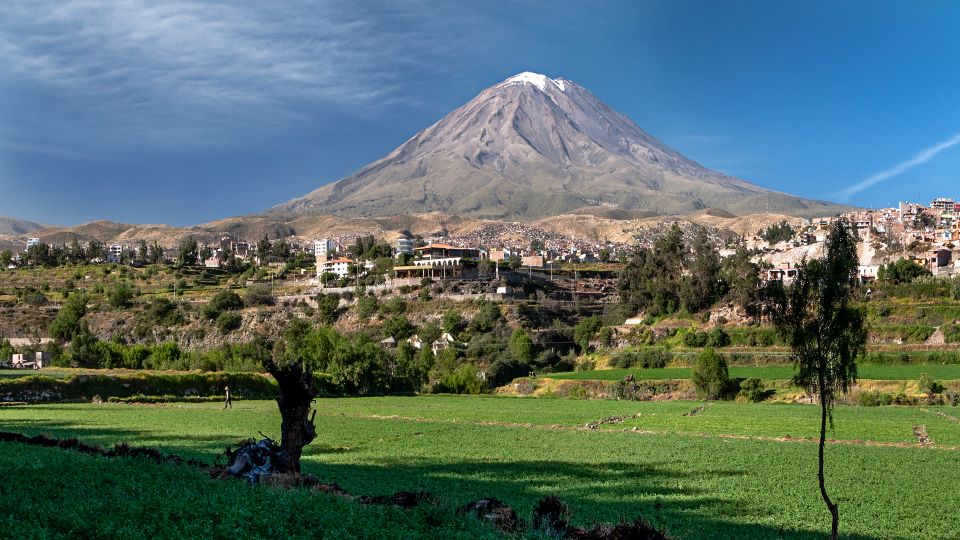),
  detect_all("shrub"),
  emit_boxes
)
[692,348,729,400]
[738,377,767,402]
[858,391,893,407]
[573,316,603,350]
[381,315,415,340]
[918,373,944,395]
[243,286,275,307]
[612,348,670,369]
[356,294,379,321]
[706,327,730,348]
[216,312,242,333]
[681,329,709,348]
[486,358,530,387]
[315,294,340,325]
[201,290,243,320]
